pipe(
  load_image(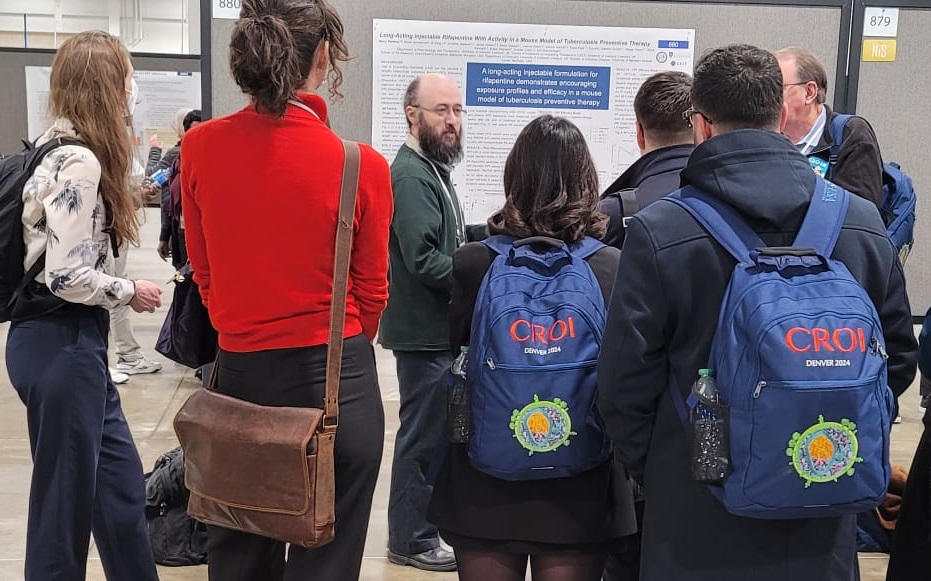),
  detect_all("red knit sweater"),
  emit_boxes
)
[181,94,393,352]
